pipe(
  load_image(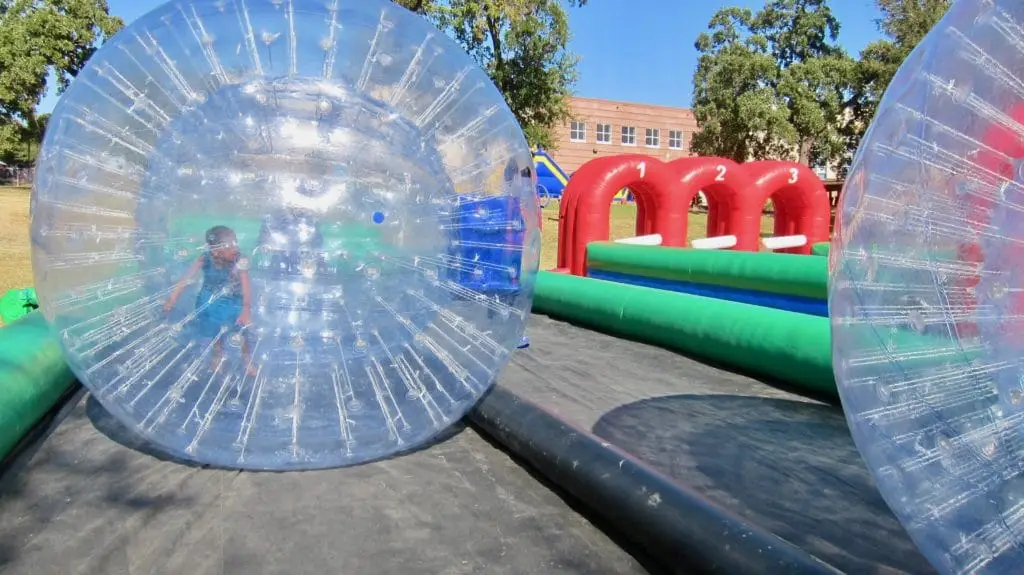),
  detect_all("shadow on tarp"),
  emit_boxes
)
[469,385,839,574]
[592,394,936,575]
[85,395,469,472]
